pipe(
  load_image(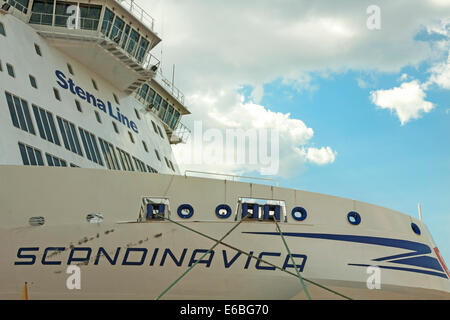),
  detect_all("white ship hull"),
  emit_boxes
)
[1,166,449,300]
